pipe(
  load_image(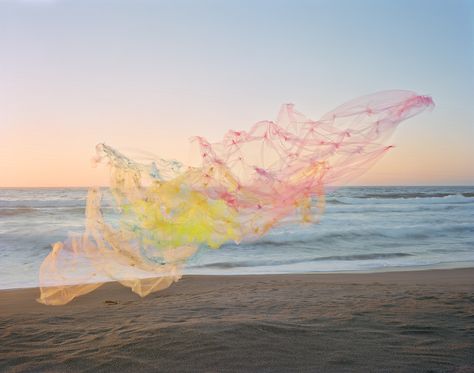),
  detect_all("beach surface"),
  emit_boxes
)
[1,268,473,372]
